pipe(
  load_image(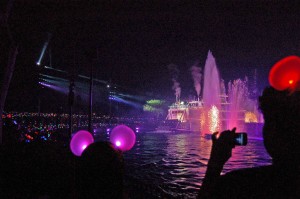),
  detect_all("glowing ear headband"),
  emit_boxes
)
[70,130,94,156]
[70,125,136,156]
[269,56,300,92]
[109,125,136,151]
